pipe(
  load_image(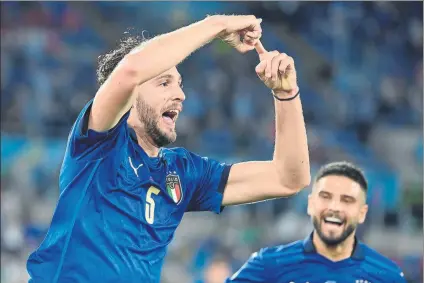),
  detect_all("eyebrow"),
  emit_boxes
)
[341,195,356,201]
[155,74,183,84]
[318,191,357,200]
